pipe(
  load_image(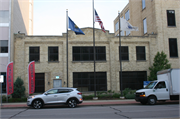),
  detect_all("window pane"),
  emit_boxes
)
[120,46,129,60]
[143,18,147,34]
[0,10,9,23]
[29,47,40,62]
[0,40,8,53]
[125,10,130,21]
[167,10,176,26]
[48,47,58,61]
[169,38,178,57]
[136,46,146,60]
[142,0,146,9]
